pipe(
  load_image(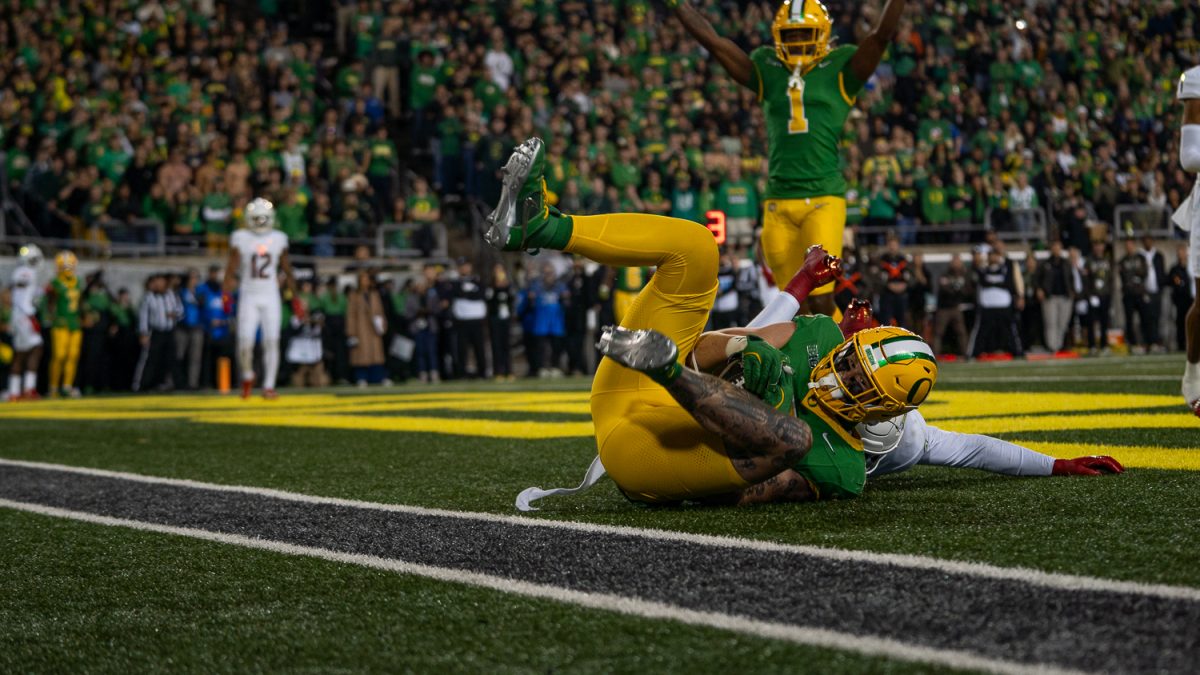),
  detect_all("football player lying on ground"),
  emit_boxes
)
[517,251,1121,511]
[753,298,1124,480]
[488,138,936,509]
